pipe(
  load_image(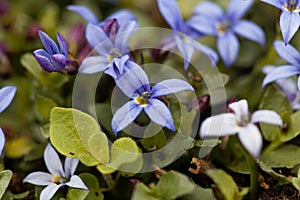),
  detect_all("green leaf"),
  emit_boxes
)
[180,185,216,200]
[2,191,30,200]
[95,103,113,133]
[50,107,109,166]
[97,137,141,174]
[156,171,196,200]
[142,130,166,151]
[258,161,291,184]
[206,169,247,200]
[260,145,300,168]
[280,110,300,142]
[292,178,300,192]
[131,183,159,200]
[0,170,13,199]
[67,173,103,200]
[20,53,68,88]
[259,84,292,141]
[35,95,57,121]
